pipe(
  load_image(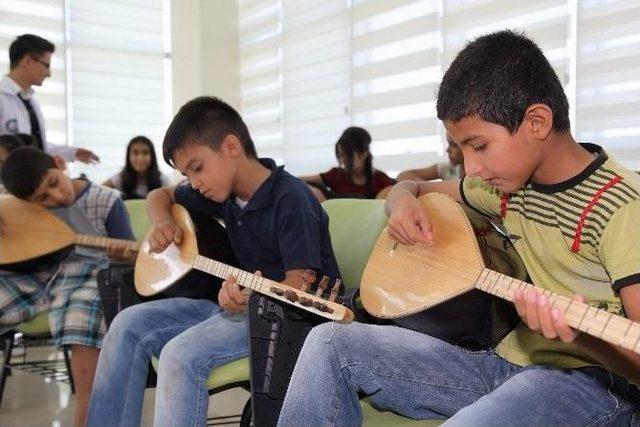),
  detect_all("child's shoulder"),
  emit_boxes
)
[321,167,346,177]
[74,179,123,206]
[275,170,323,207]
[601,156,640,198]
